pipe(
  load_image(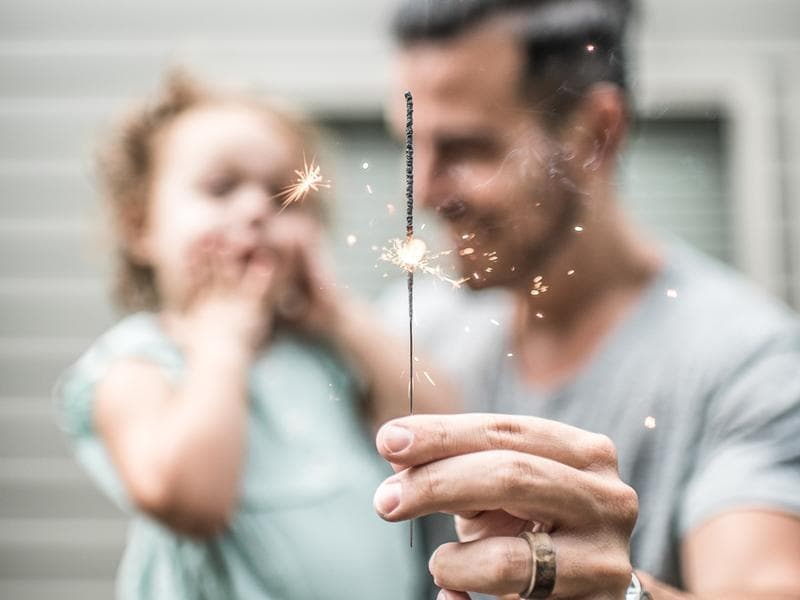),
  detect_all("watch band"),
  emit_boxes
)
[626,572,653,600]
